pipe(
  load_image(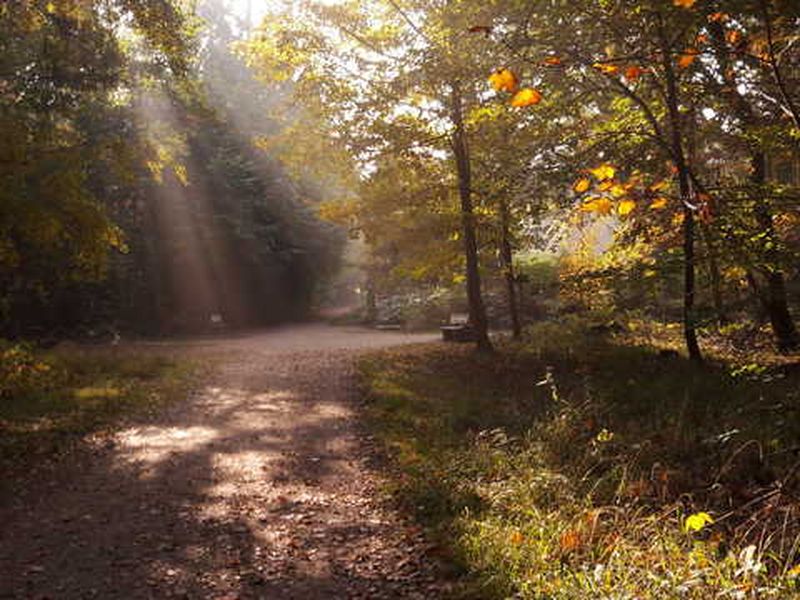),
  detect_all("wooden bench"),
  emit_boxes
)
[441,313,476,342]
